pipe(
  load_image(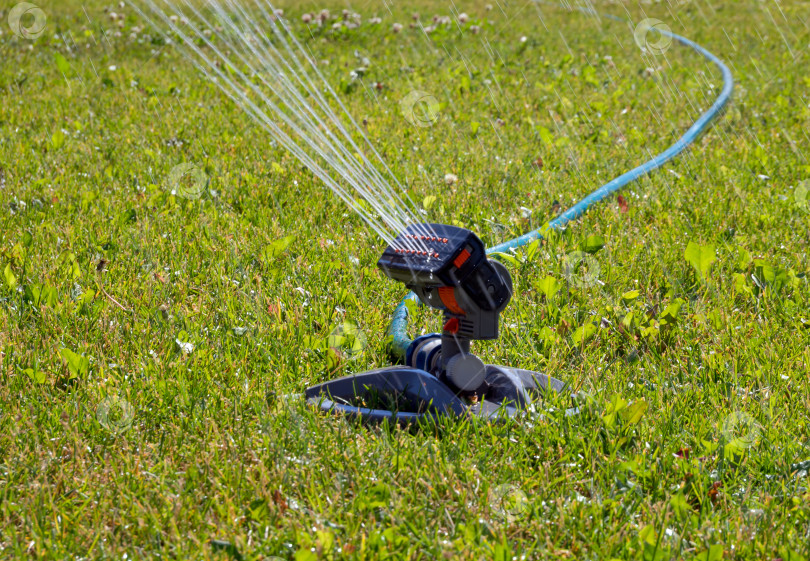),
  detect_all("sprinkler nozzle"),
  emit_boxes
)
[377,223,512,341]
